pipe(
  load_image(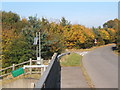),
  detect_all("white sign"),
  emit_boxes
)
[94,39,97,44]
[33,37,38,45]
